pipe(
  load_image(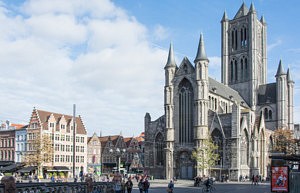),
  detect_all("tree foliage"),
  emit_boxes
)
[272,128,298,154]
[191,137,220,174]
[23,134,53,176]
